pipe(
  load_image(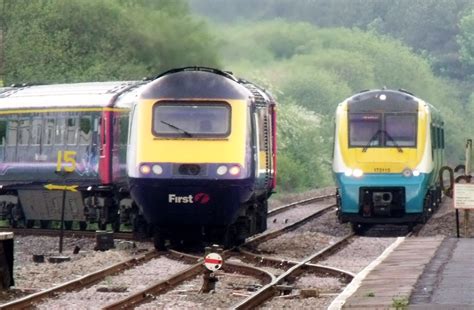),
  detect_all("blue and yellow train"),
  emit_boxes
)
[128,67,277,248]
[332,89,444,229]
